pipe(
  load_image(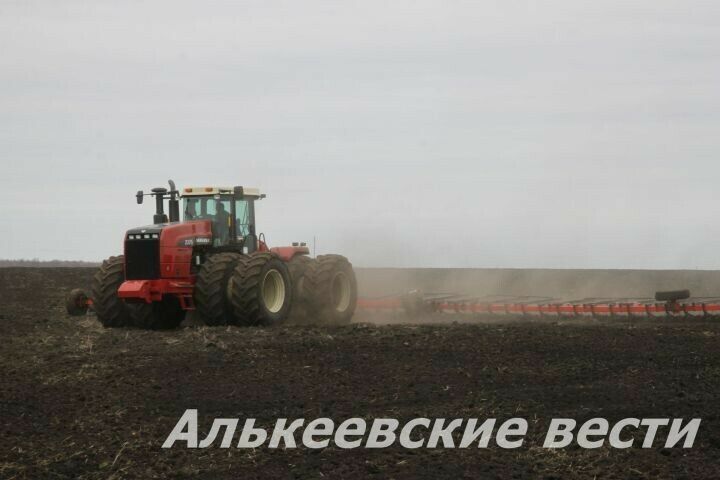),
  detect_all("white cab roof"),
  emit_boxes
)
[182,186,263,198]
